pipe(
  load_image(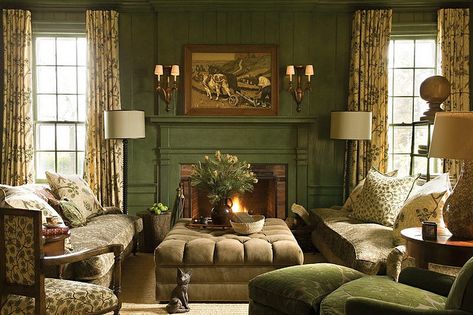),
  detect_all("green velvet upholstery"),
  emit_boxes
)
[446,256,473,312]
[399,267,456,297]
[249,264,365,315]
[320,276,447,315]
